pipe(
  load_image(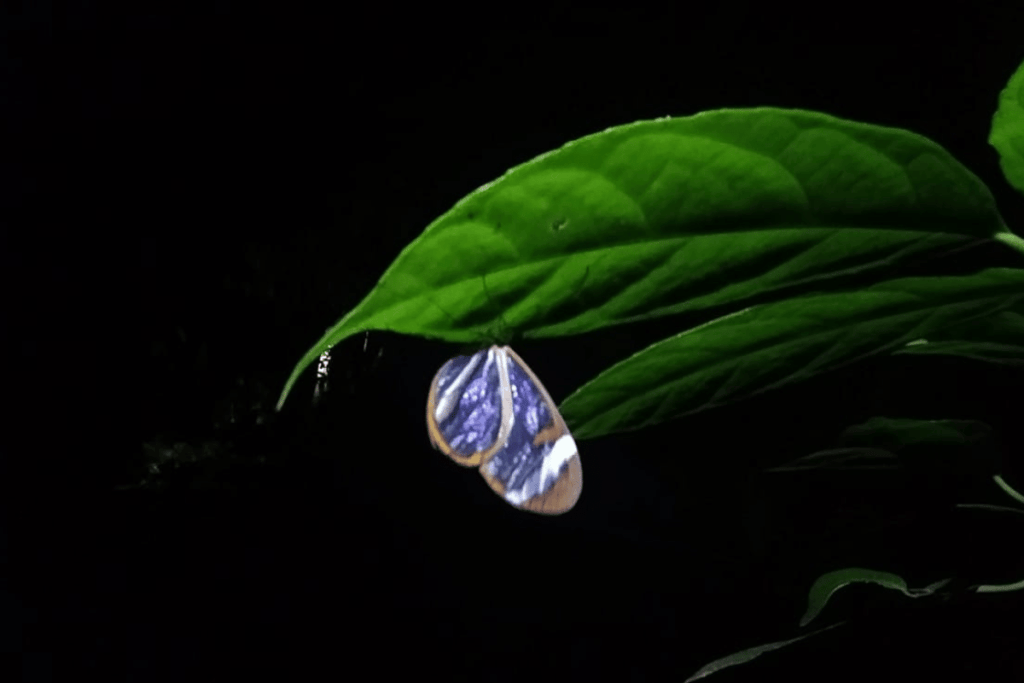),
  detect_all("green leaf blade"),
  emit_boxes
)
[278,108,1008,409]
[684,623,845,682]
[896,307,1024,366]
[560,269,1024,439]
[990,57,1024,196]
[800,568,951,627]
[768,417,1001,479]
